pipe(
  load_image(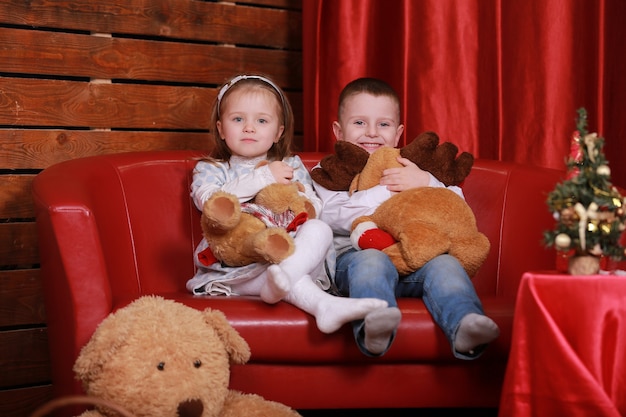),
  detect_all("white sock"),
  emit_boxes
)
[285,274,388,334]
